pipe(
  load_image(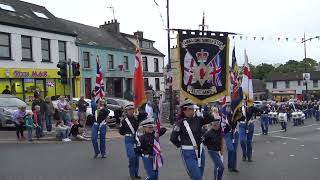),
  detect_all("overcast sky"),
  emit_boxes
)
[24,0,320,66]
